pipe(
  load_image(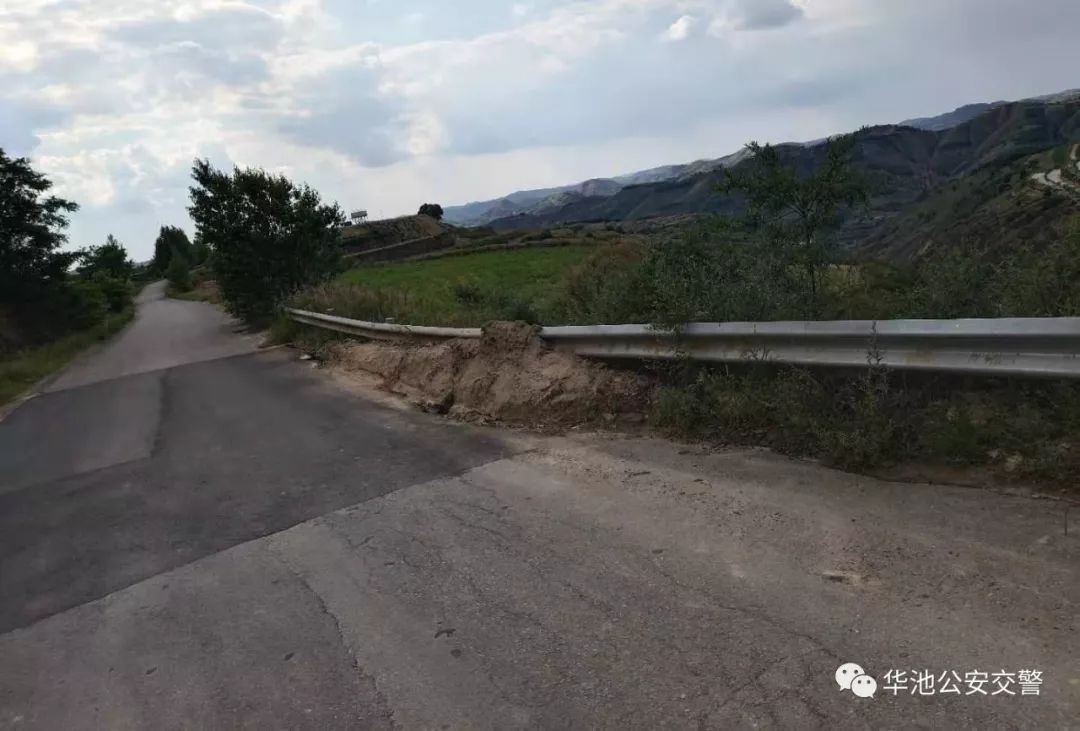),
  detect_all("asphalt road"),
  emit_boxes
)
[0,284,1076,729]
